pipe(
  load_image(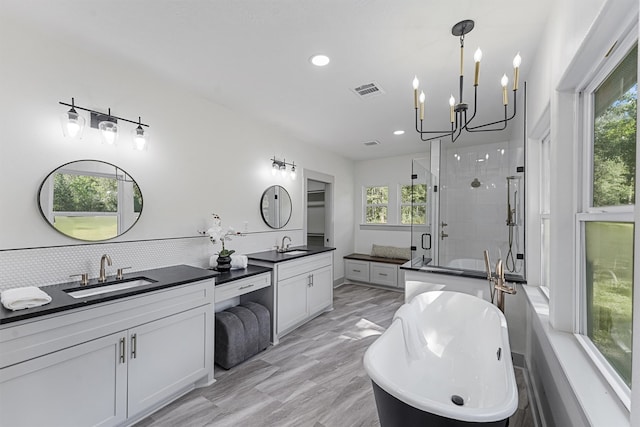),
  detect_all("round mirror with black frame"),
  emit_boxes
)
[260,185,292,229]
[38,160,143,241]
